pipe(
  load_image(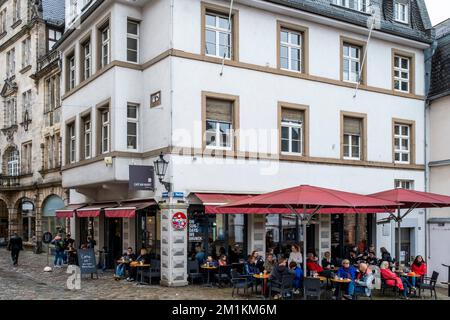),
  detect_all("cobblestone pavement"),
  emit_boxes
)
[0,248,448,300]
